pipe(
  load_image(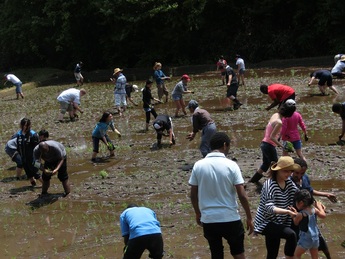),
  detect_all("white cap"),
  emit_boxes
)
[132,84,139,92]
